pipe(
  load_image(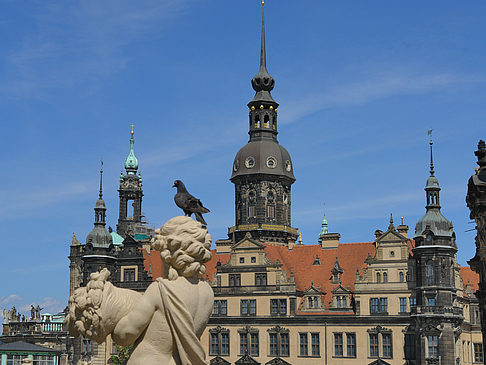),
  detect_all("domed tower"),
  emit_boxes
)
[117,127,143,237]
[230,2,297,245]
[82,163,116,286]
[86,163,113,248]
[411,134,462,364]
